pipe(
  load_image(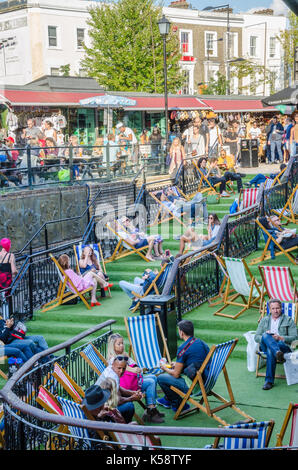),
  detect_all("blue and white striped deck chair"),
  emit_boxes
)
[213,420,274,449]
[171,339,255,426]
[80,343,107,376]
[73,243,102,275]
[256,301,298,380]
[56,396,91,446]
[124,314,171,375]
